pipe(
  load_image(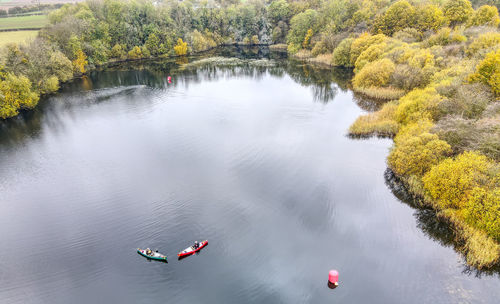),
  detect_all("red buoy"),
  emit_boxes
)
[167,76,172,83]
[328,270,339,286]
